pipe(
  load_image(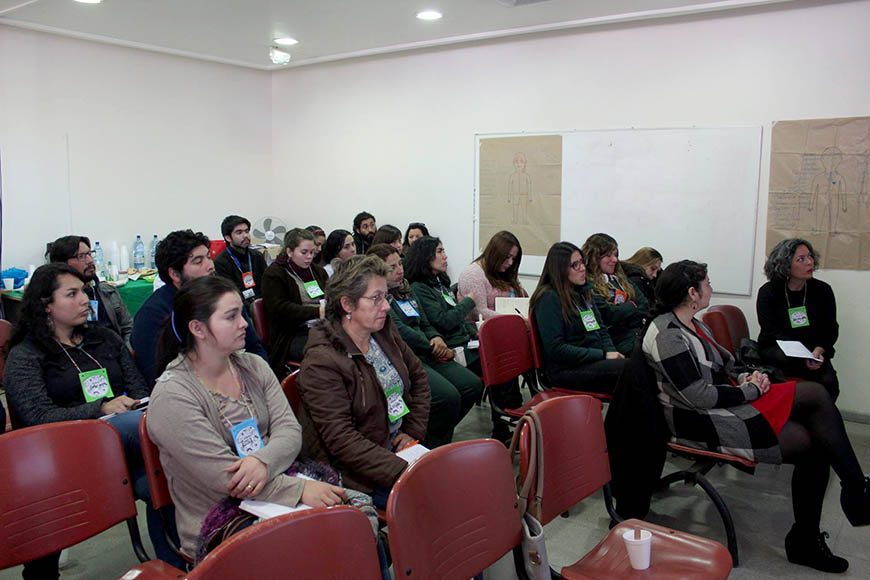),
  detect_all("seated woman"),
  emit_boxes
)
[371,224,404,254]
[261,228,328,377]
[644,260,869,573]
[757,238,840,400]
[530,242,625,394]
[368,244,482,448]
[621,246,662,306]
[297,255,430,508]
[305,225,326,265]
[582,233,649,356]
[147,276,347,560]
[3,264,168,577]
[402,222,429,254]
[321,229,357,276]
[458,230,527,321]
